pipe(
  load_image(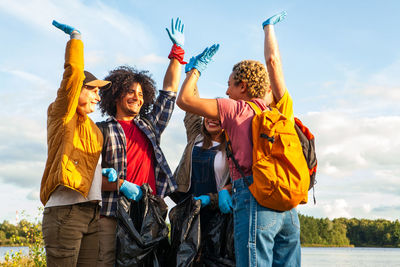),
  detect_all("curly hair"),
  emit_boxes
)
[99,66,156,117]
[232,60,270,99]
